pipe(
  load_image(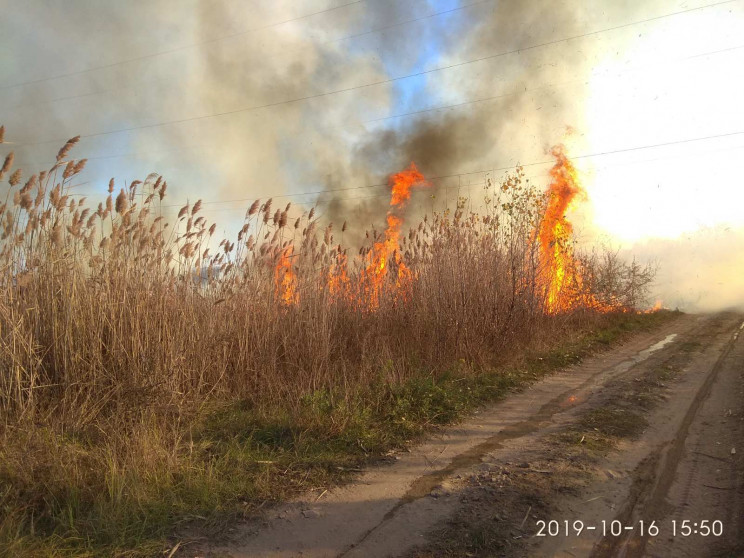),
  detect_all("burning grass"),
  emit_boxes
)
[0,128,658,555]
